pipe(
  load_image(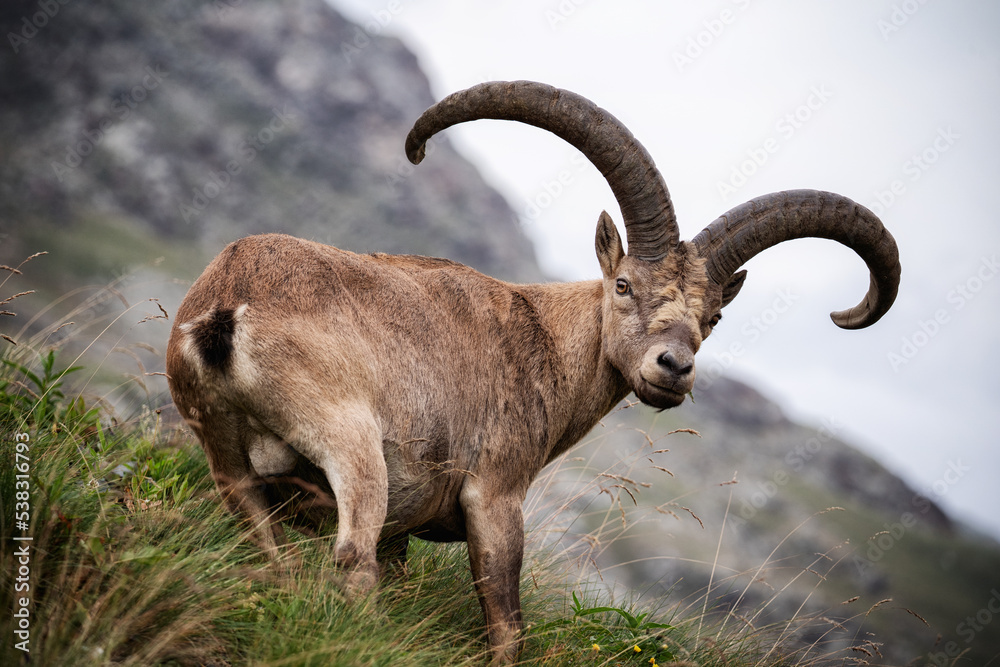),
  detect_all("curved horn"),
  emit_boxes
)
[406,80,678,260]
[691,190,900,329]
